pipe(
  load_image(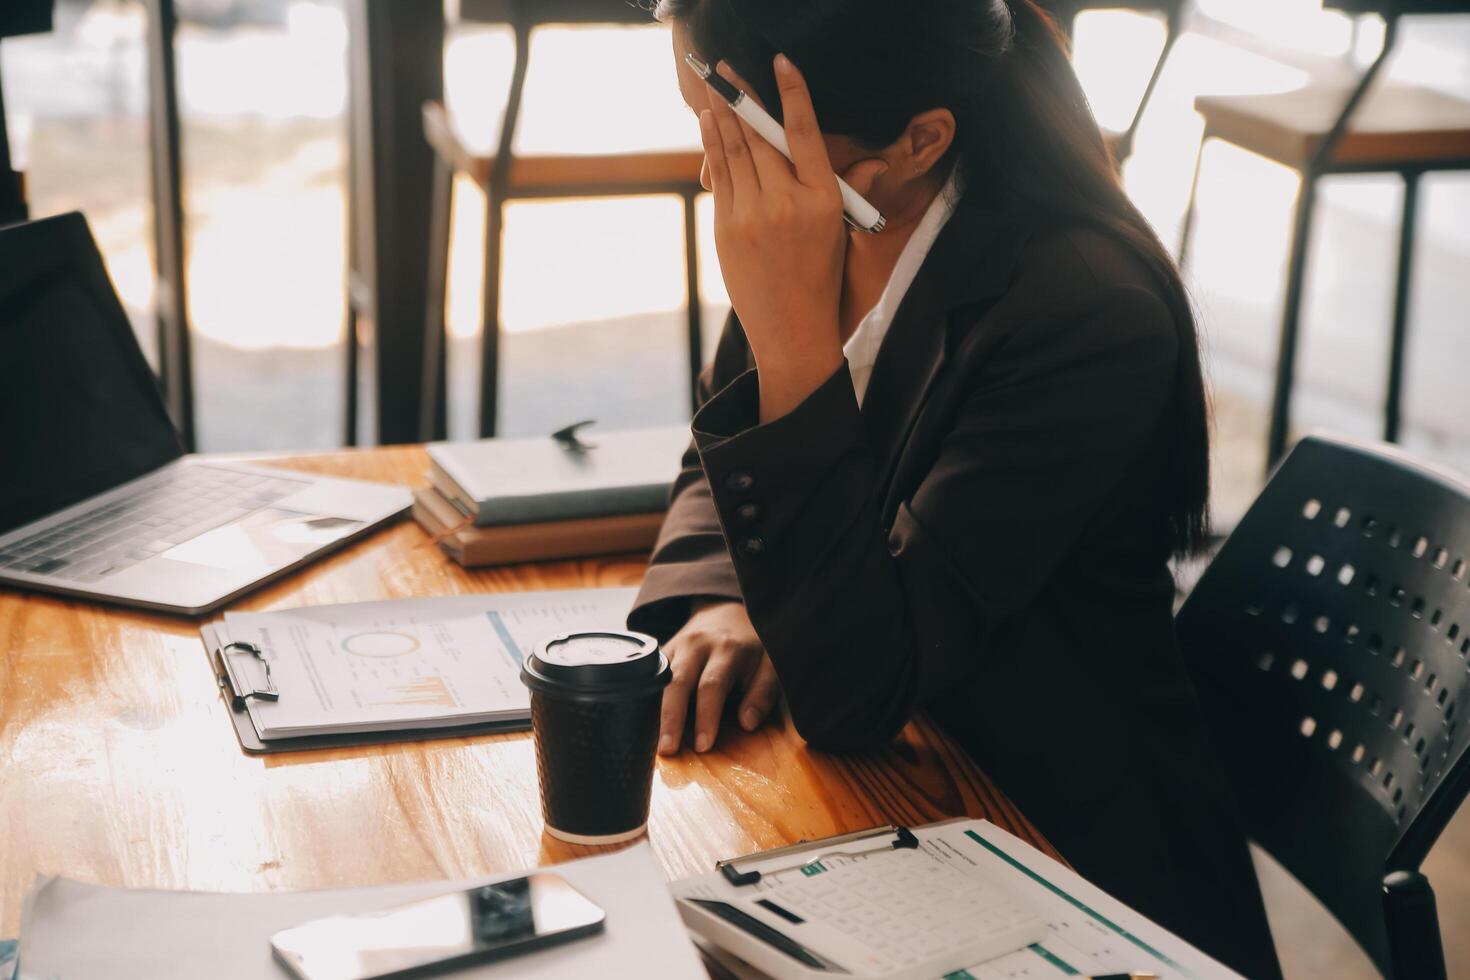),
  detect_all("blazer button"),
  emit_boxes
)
[735,503,760,524]
[738,537,766,558]
[725,471,755,494]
